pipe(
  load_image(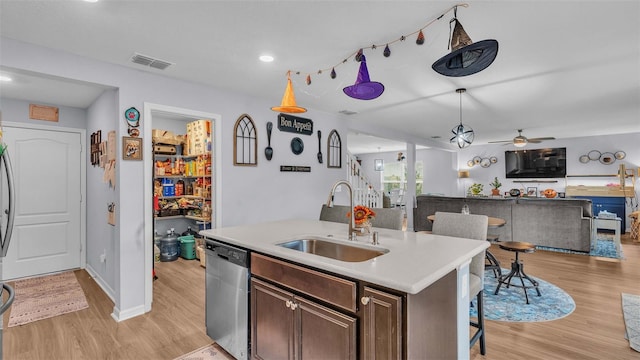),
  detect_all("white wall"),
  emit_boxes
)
[456,134,639,194]
[85,89,118,300]
[357,148,458,196]
[1,37,349,319]
[1,97,87,129]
